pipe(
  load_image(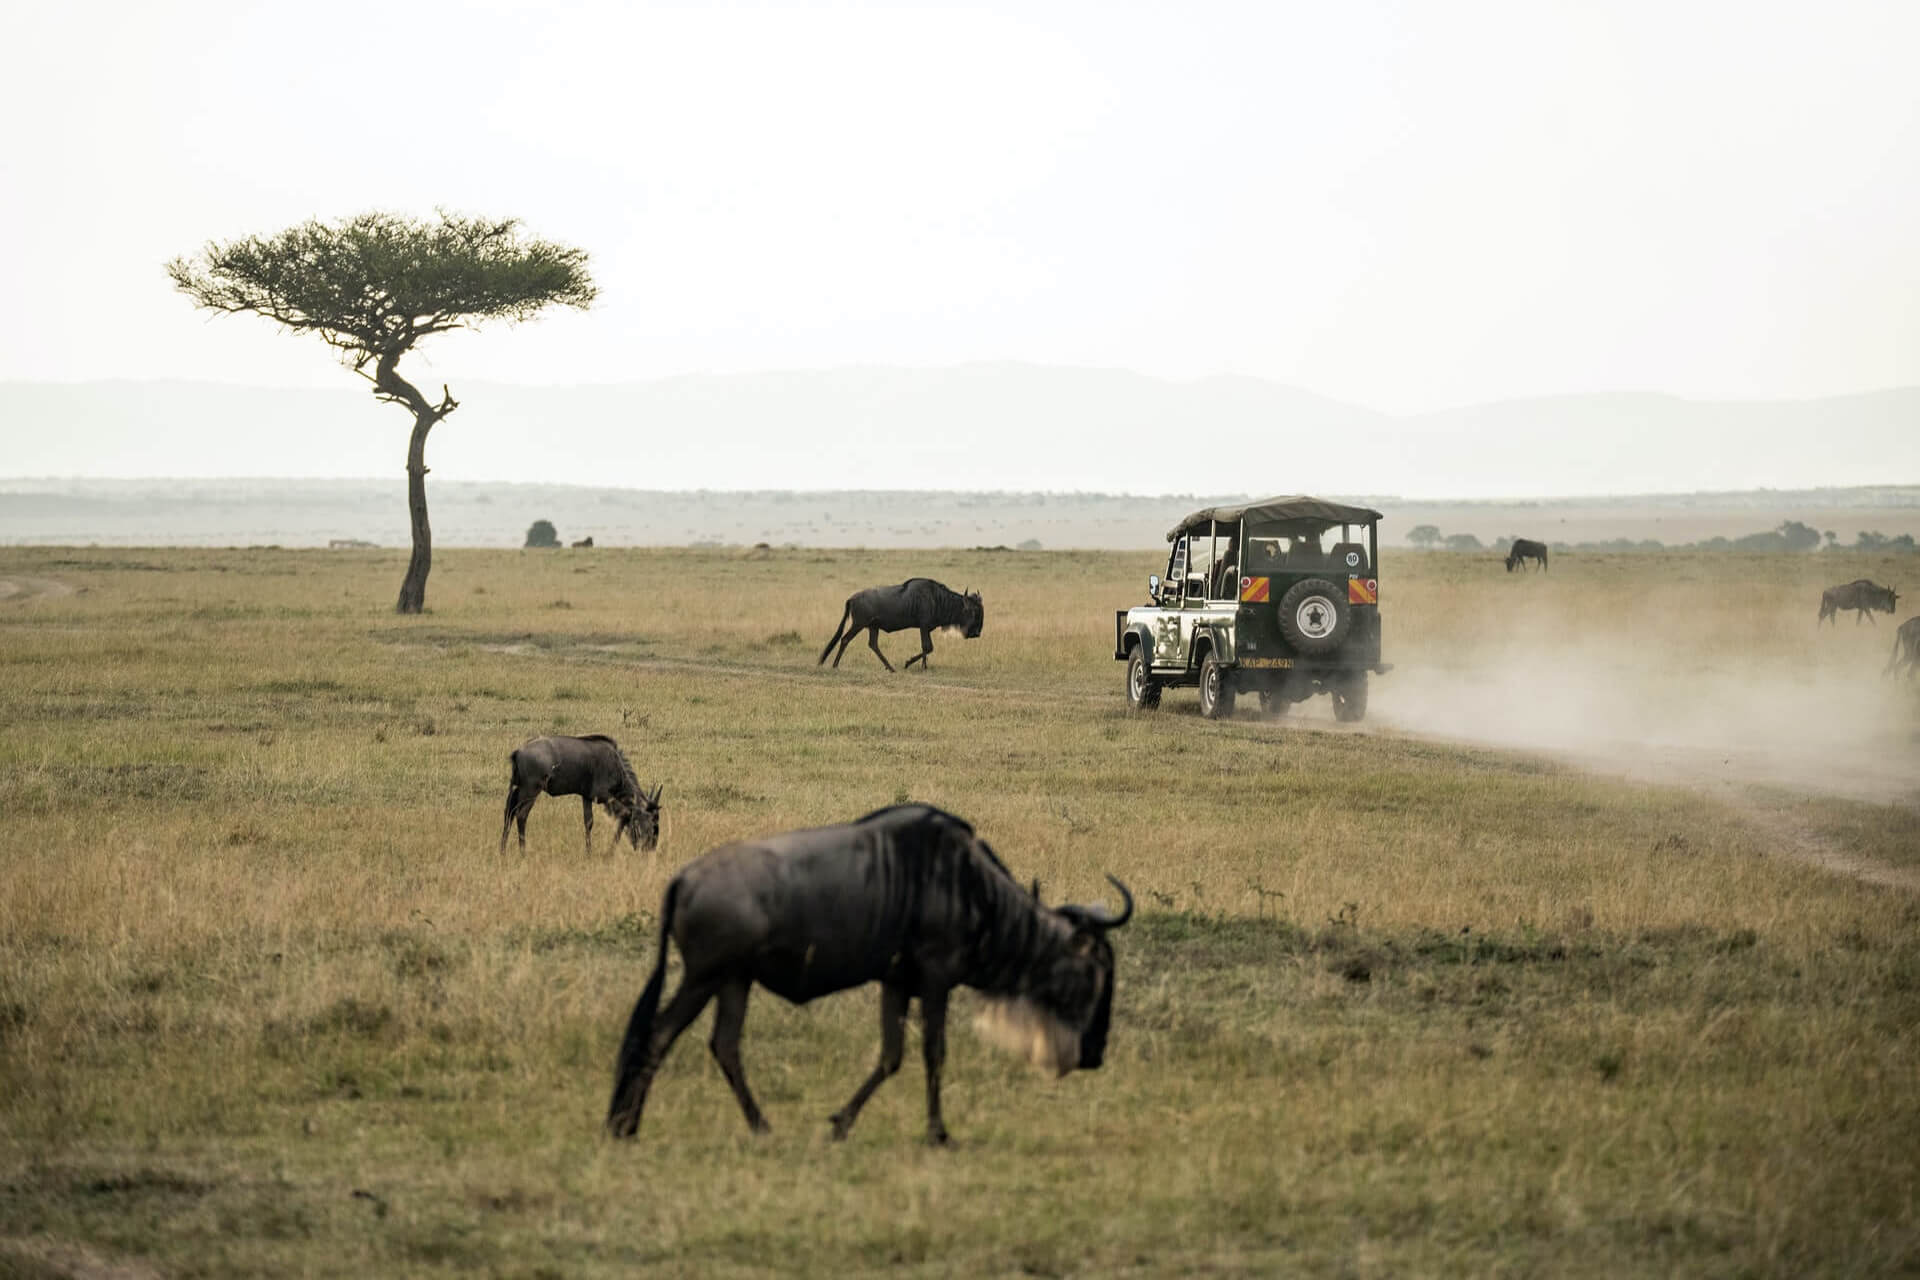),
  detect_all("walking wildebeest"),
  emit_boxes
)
[1818,579,1897,625]
[1505,538,1549,572]
[499,734,662,855]
[604,803,1132,1145]
[817,578,984,671]
[1885,616,1920,679]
